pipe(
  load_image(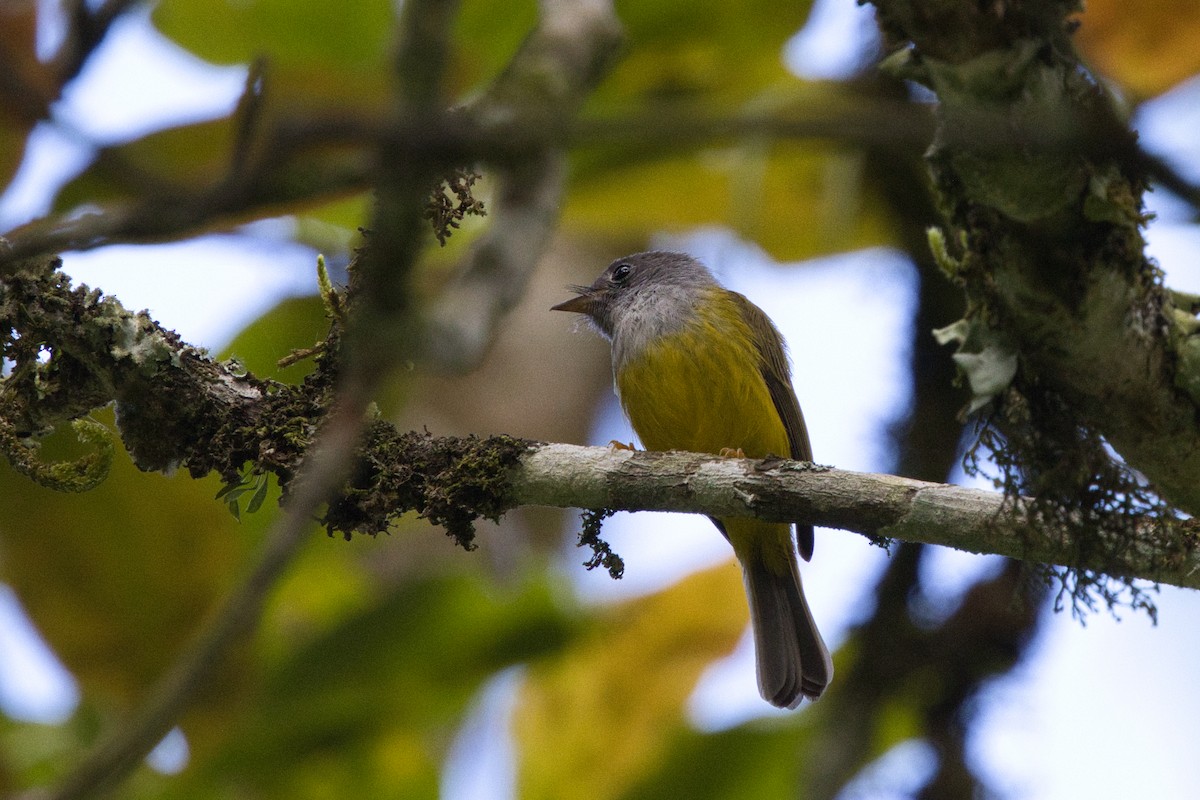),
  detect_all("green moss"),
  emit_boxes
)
[1,259,540,553]
[1169,306,1200,405]
[321,429,532,548]
[894,0,1176,616]
[0,416,114,492]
